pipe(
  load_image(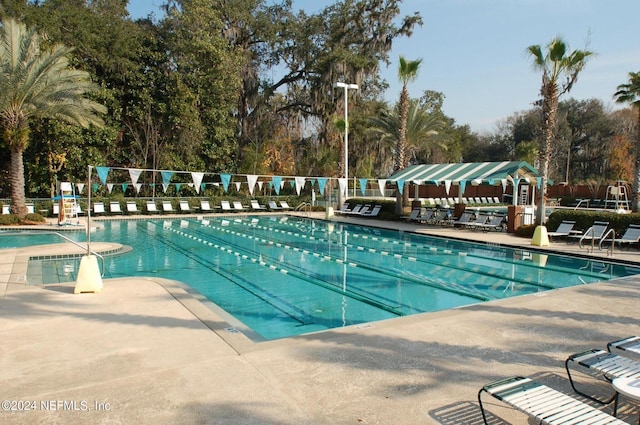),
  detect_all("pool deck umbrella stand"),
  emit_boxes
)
[74,254,103,294]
